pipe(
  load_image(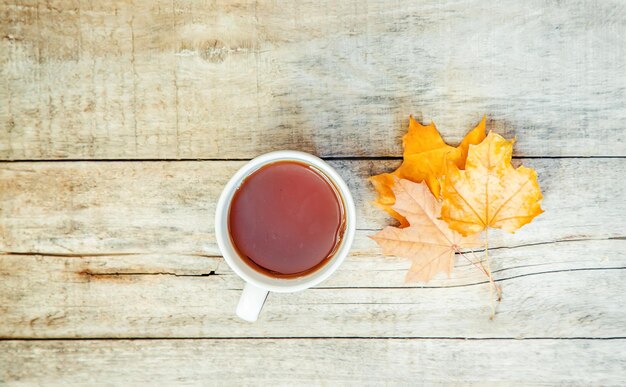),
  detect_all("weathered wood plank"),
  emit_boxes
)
[2,0,625,159]
[1,159,623,255]
[2,339,625,385]
[1,240,624,338]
